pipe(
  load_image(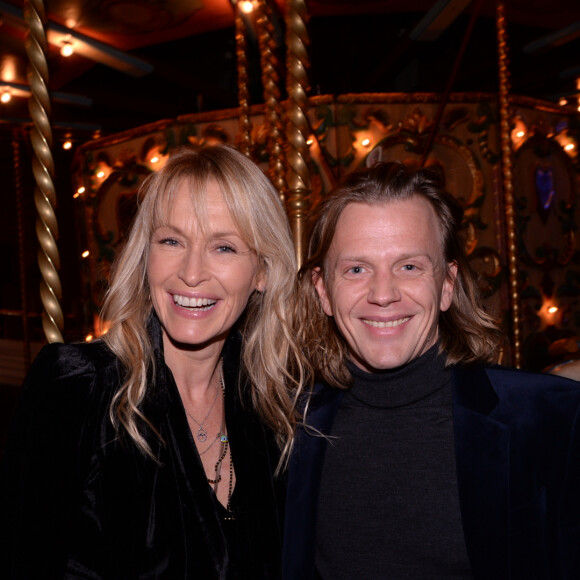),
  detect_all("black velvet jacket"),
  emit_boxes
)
[0,320,285,579]
[283,365,580,579]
